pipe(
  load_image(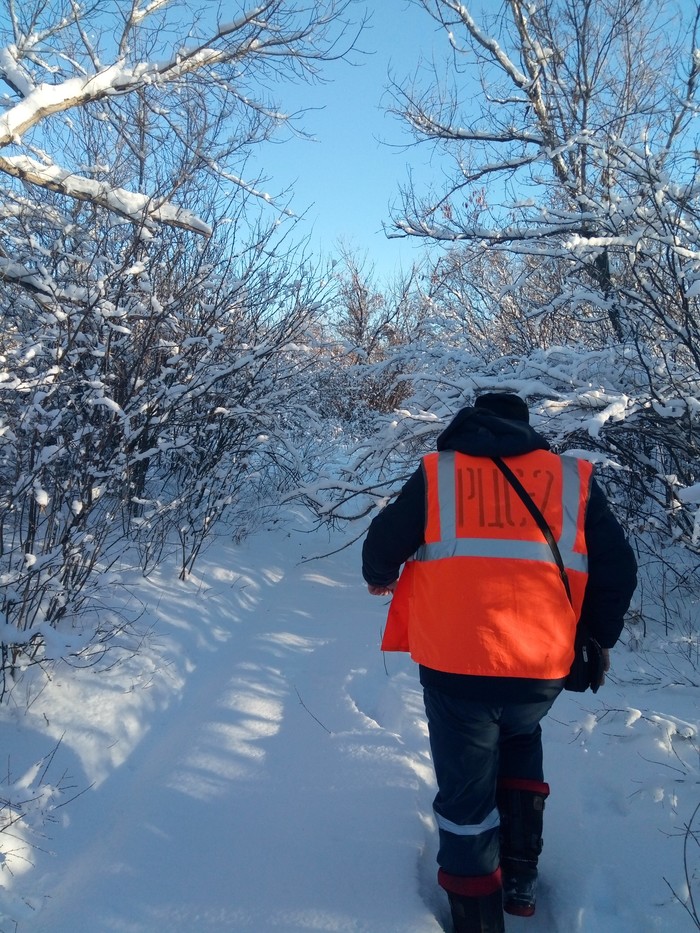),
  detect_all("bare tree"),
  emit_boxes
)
[422,246,597,354]
[391,0,700,342]
[0,0,361,242]
[308,248,430,421]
